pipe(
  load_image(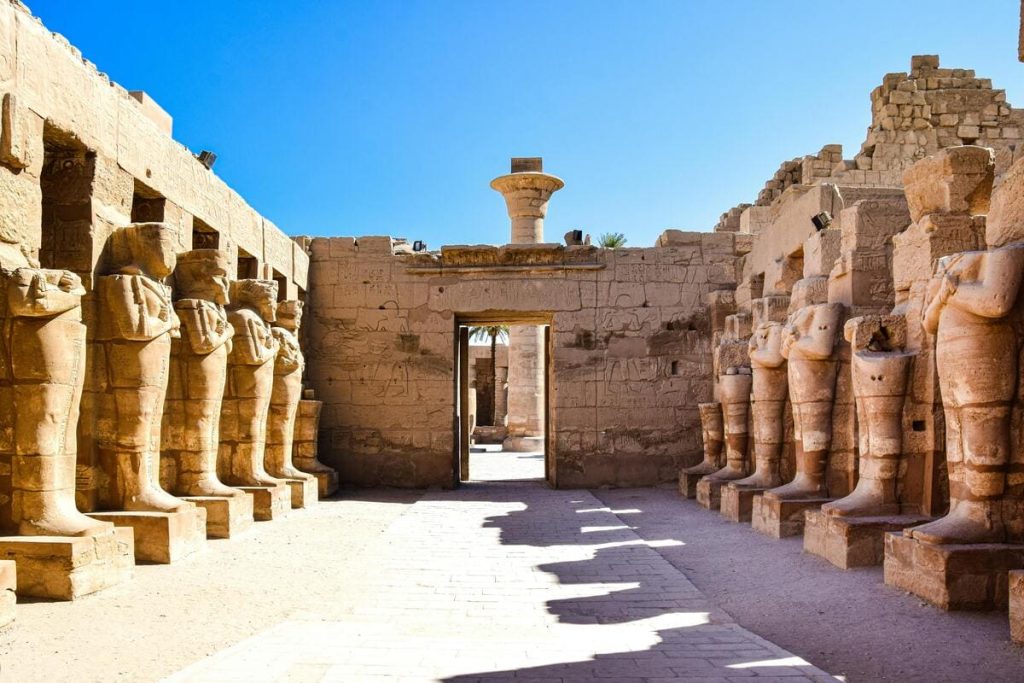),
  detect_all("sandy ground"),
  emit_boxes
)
[0,490,421,682]
[594,488,1024,683]
[1,458,1021,682]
